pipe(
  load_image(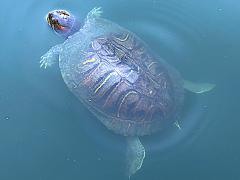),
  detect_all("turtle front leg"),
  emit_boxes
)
[86,7,103,21]
[40,44,63,69]
[83,7,103,30]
